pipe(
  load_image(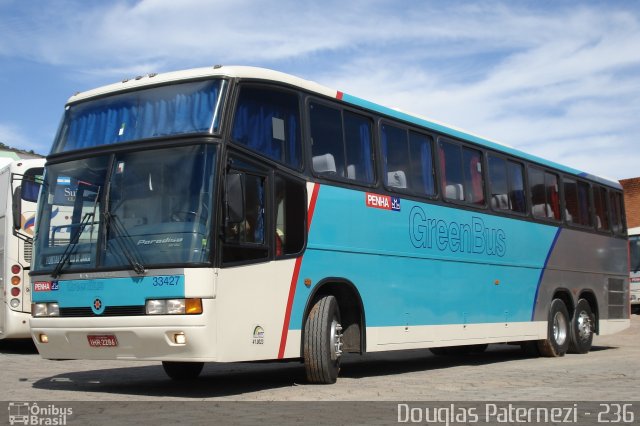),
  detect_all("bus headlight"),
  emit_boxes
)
[32,303,60,317]
[166,299,185,315]
[10,299,20,309]
[145,299,202,315]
